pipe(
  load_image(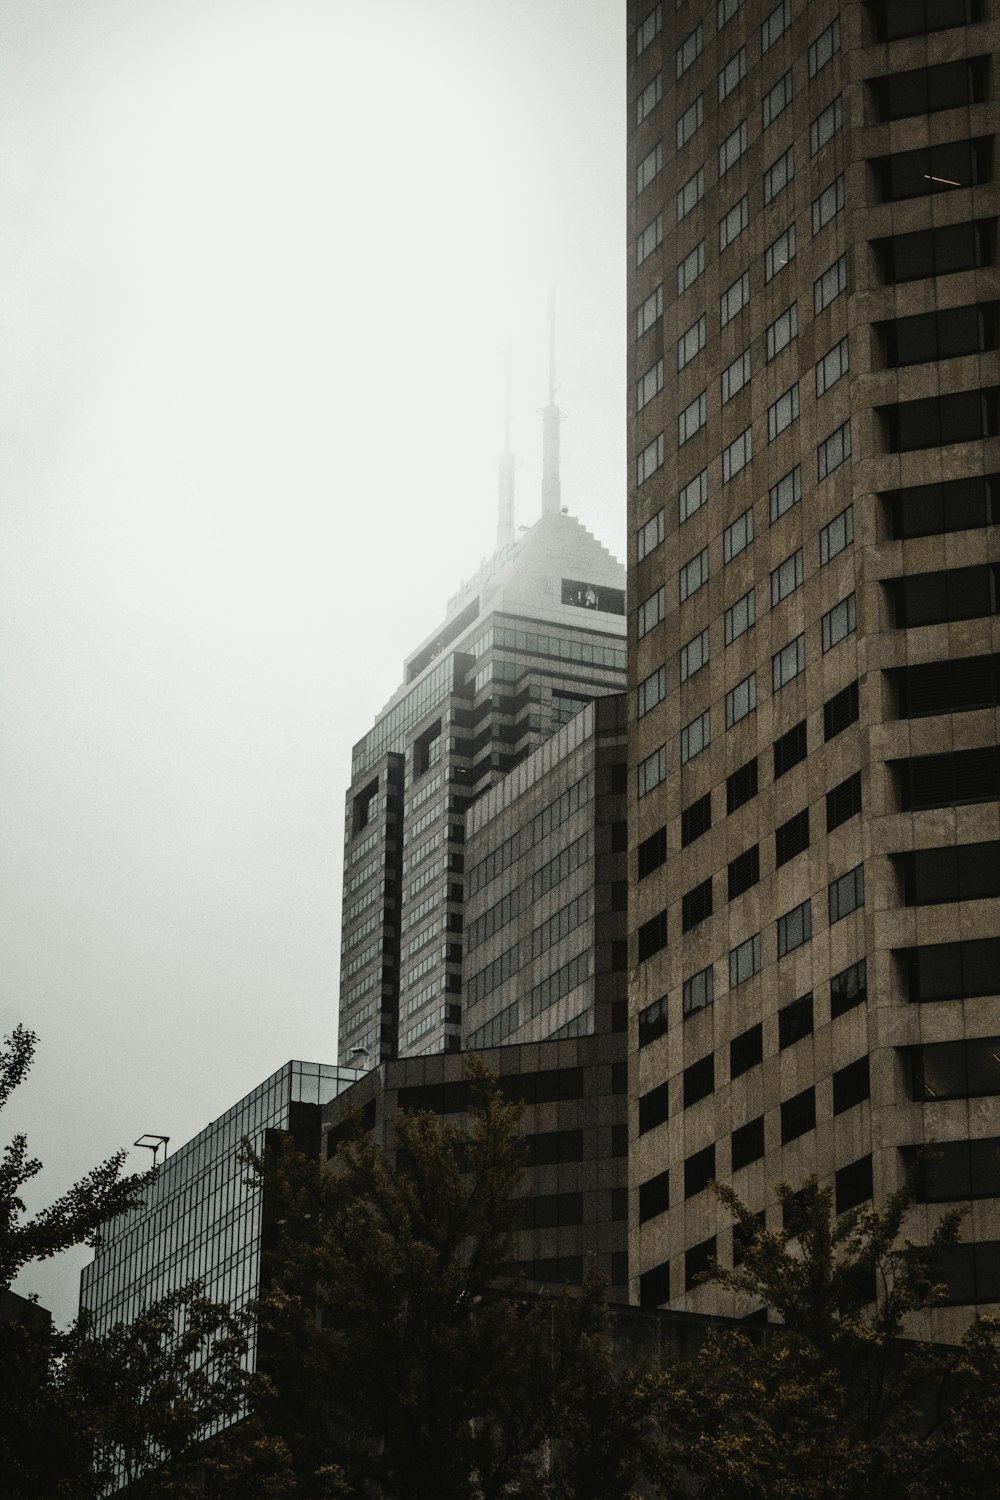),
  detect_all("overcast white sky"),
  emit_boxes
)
[1,0,626,1325]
